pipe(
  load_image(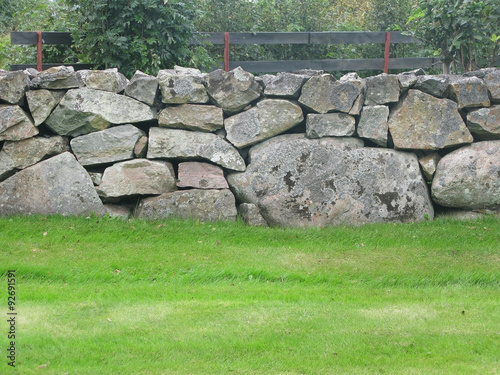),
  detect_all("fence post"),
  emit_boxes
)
[224,32,230,72]
[37,31,43,72]
[383,31,391,74]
